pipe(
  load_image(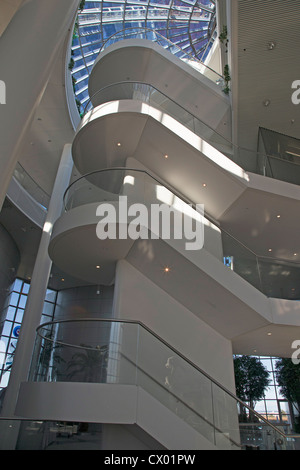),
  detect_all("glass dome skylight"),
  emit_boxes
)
[70,0,217,114]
